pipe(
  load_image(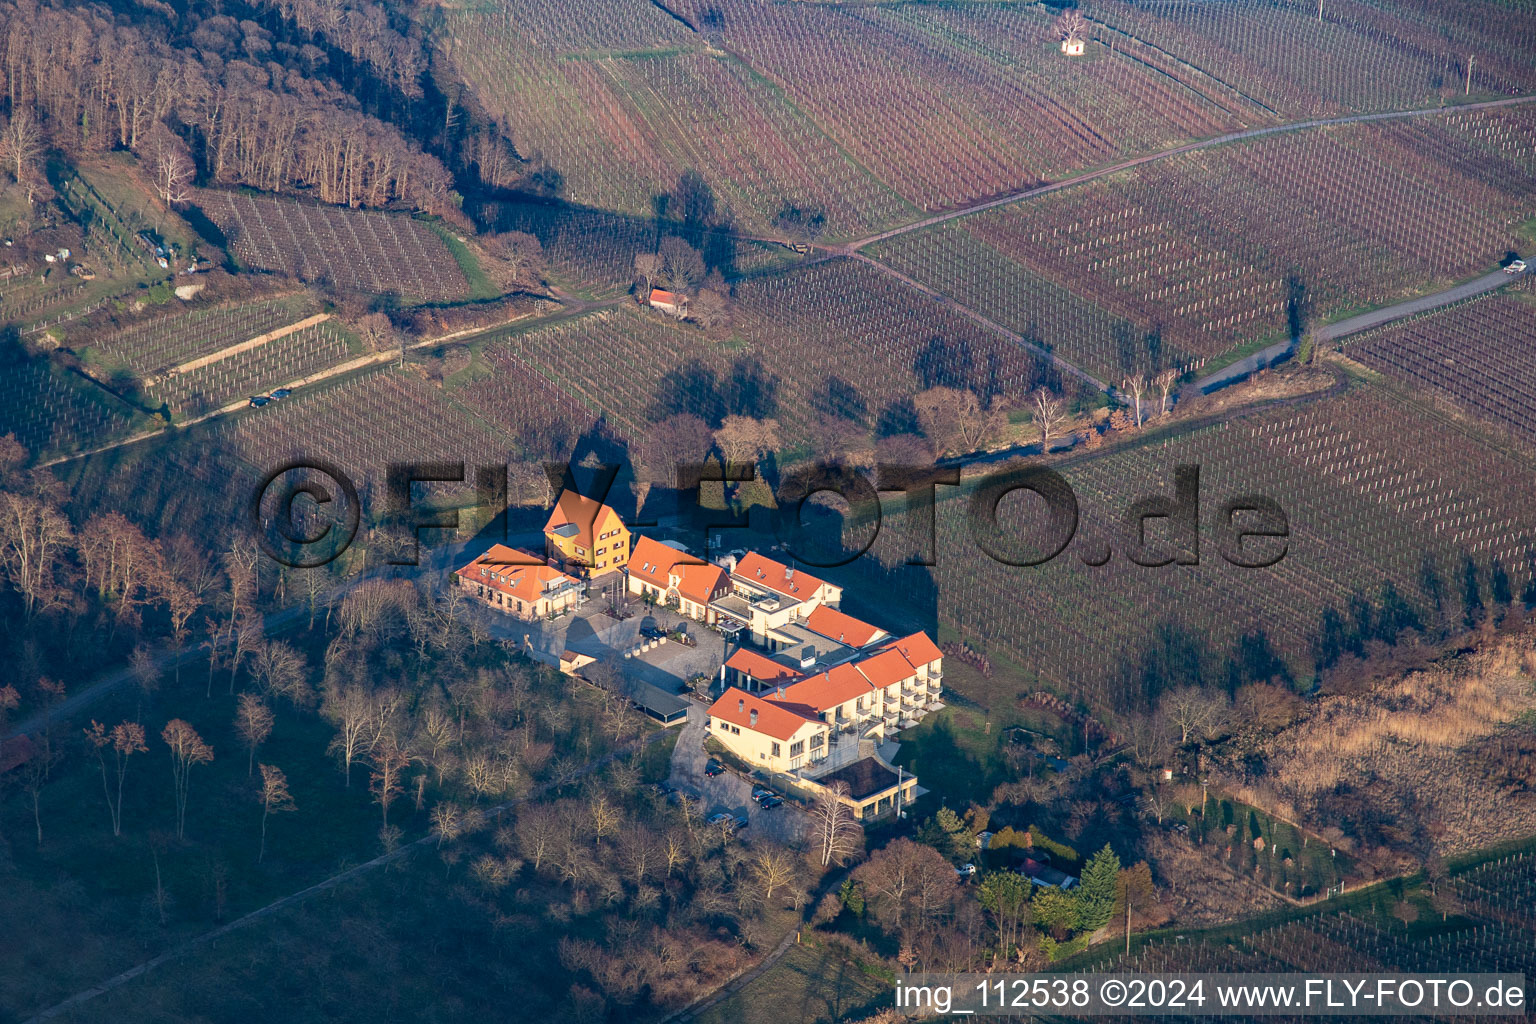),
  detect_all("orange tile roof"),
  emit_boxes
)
[649,288,679,305]
[853,646,919,688]
[804,605,885,647]
[774,662,873,713]
[725,647,803,686]
[709,687,821,742]
[544,489,623,550]
[630,536,728,606]
[457,545,578,605]
[732,551,827,602]
[892,631,944,668]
